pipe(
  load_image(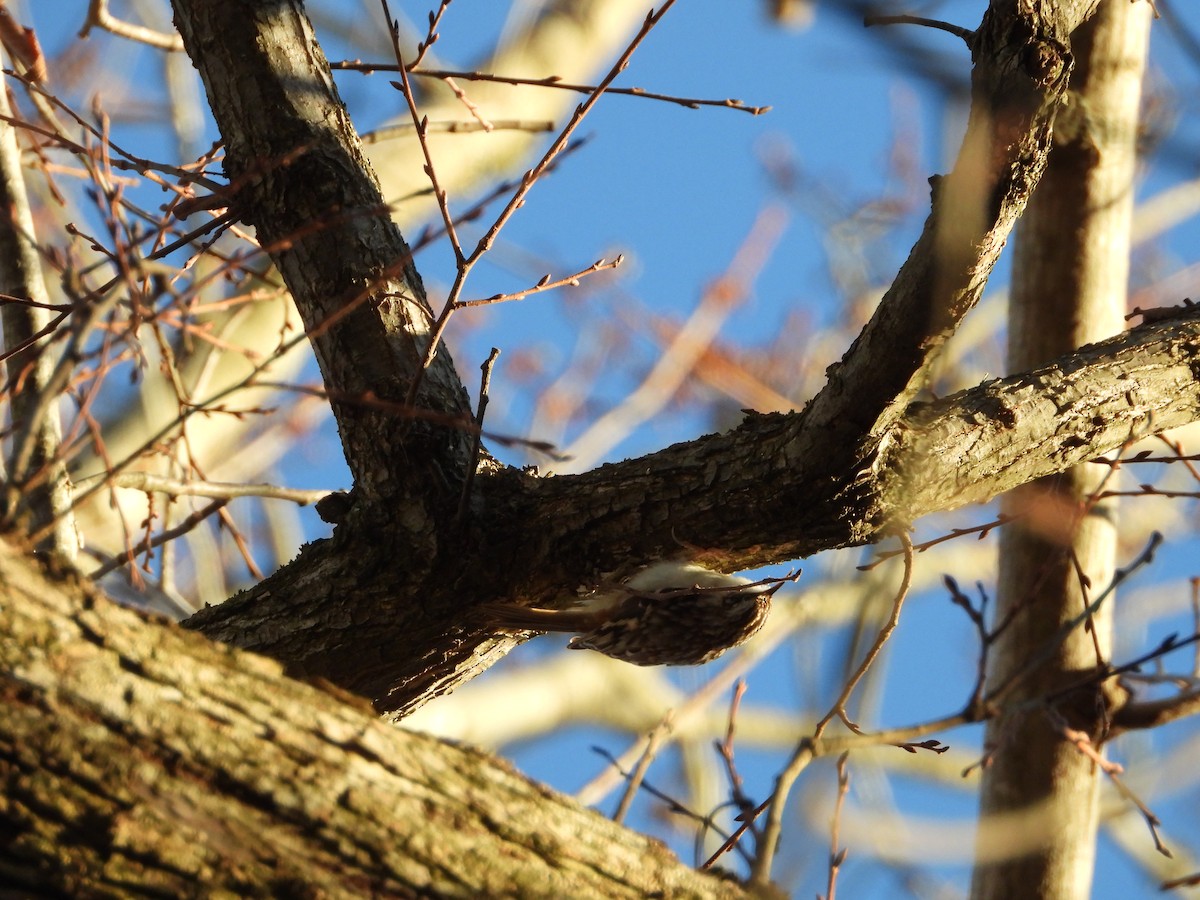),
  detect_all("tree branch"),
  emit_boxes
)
[186,303,1200,715]
[0,541,748,897]
[170,0,475,500]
